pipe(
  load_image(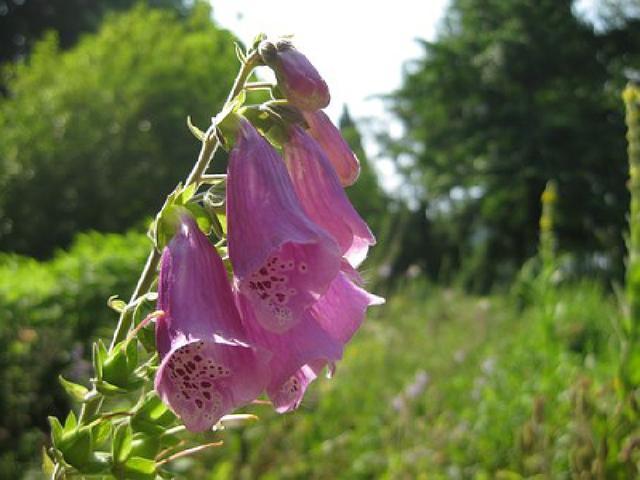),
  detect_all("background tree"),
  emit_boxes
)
[0,0,186,65]
[390,0,639,290]
[0,2,238,257]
